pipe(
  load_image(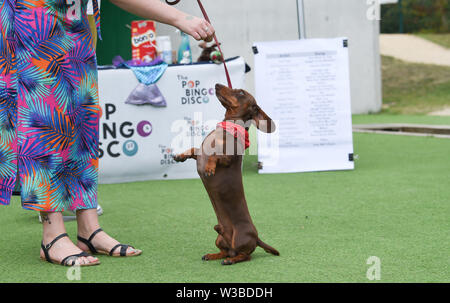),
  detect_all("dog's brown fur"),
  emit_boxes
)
[174,84,279,265]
